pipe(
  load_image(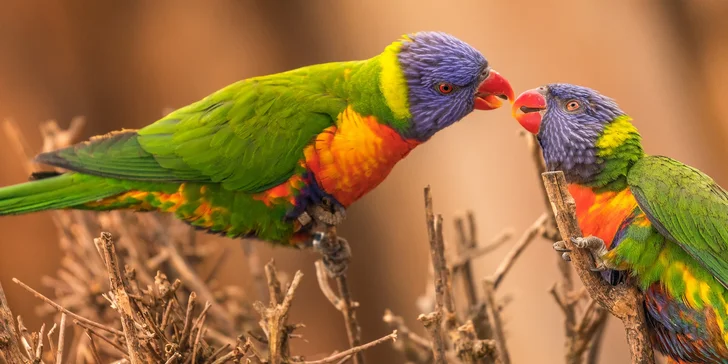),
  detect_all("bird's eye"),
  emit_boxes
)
[566,100,580,112]
[437,82,454,95]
